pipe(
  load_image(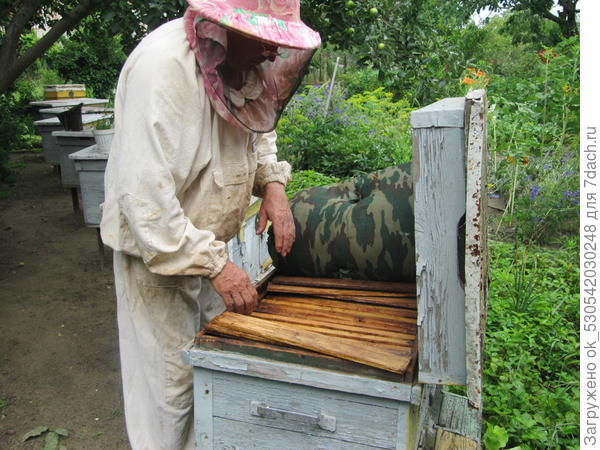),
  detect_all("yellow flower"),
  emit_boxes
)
[562,84,570,92]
